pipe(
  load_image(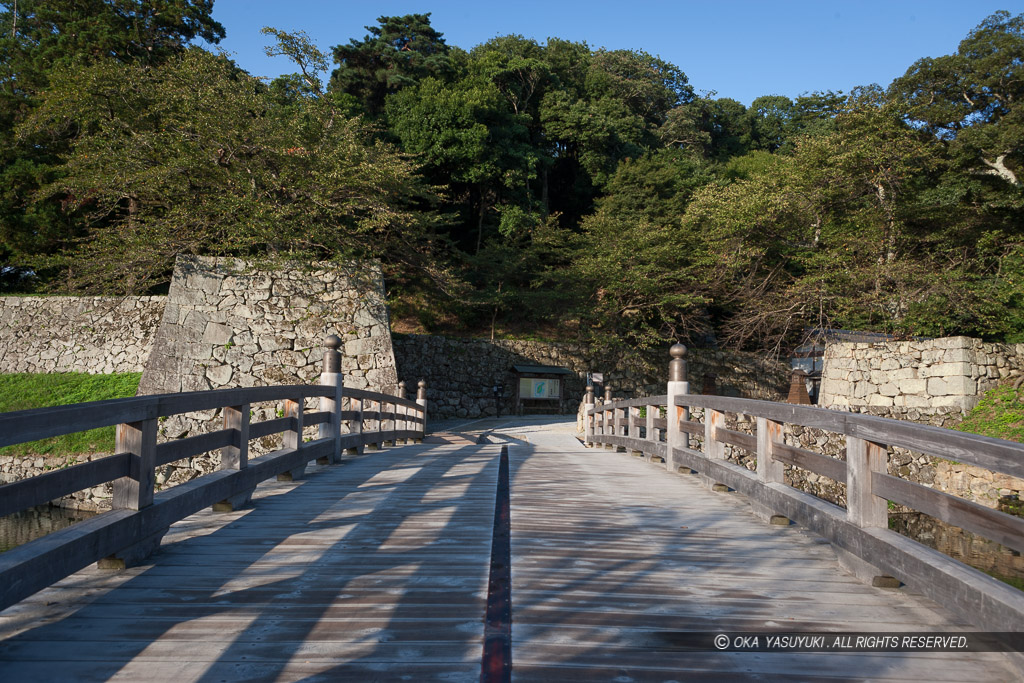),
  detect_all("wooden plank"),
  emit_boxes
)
[303,410,331,427]
[774,442,848,483]
[678,419,703,436]
[0,397,159,448]
[155,429,234,467]
[248,416,292,440]
[343,388,422,410]
[873,472,1024,553]
[0,441,499,679]
[0,454,130,518]
[715,426,756,453]
[509,431,1022,679]
[666,443,1024,633]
